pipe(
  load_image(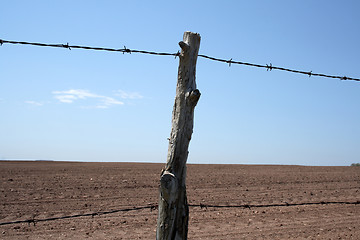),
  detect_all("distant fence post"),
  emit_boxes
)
[156,31,201,240]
